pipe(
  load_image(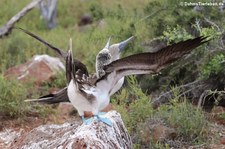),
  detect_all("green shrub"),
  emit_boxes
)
[0,75,29,117]
[42,71,66,89]
[112,76,153,132]
[162,25,193,44]
[201,53,225,79]
[0,75,57,119]
[158,87,209,143]
[89,2,104,21]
